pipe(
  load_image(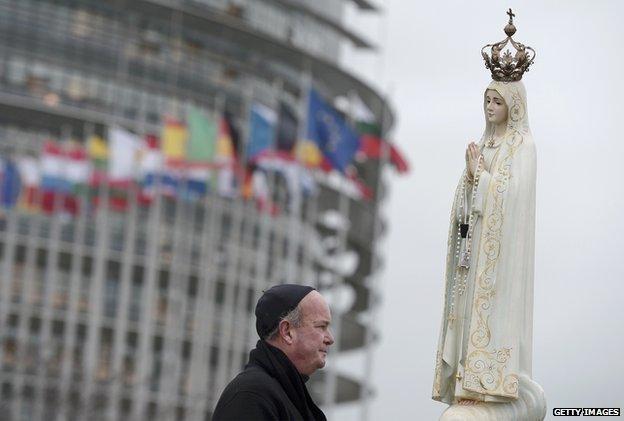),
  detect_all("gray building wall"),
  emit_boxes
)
[0,0,390,419]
